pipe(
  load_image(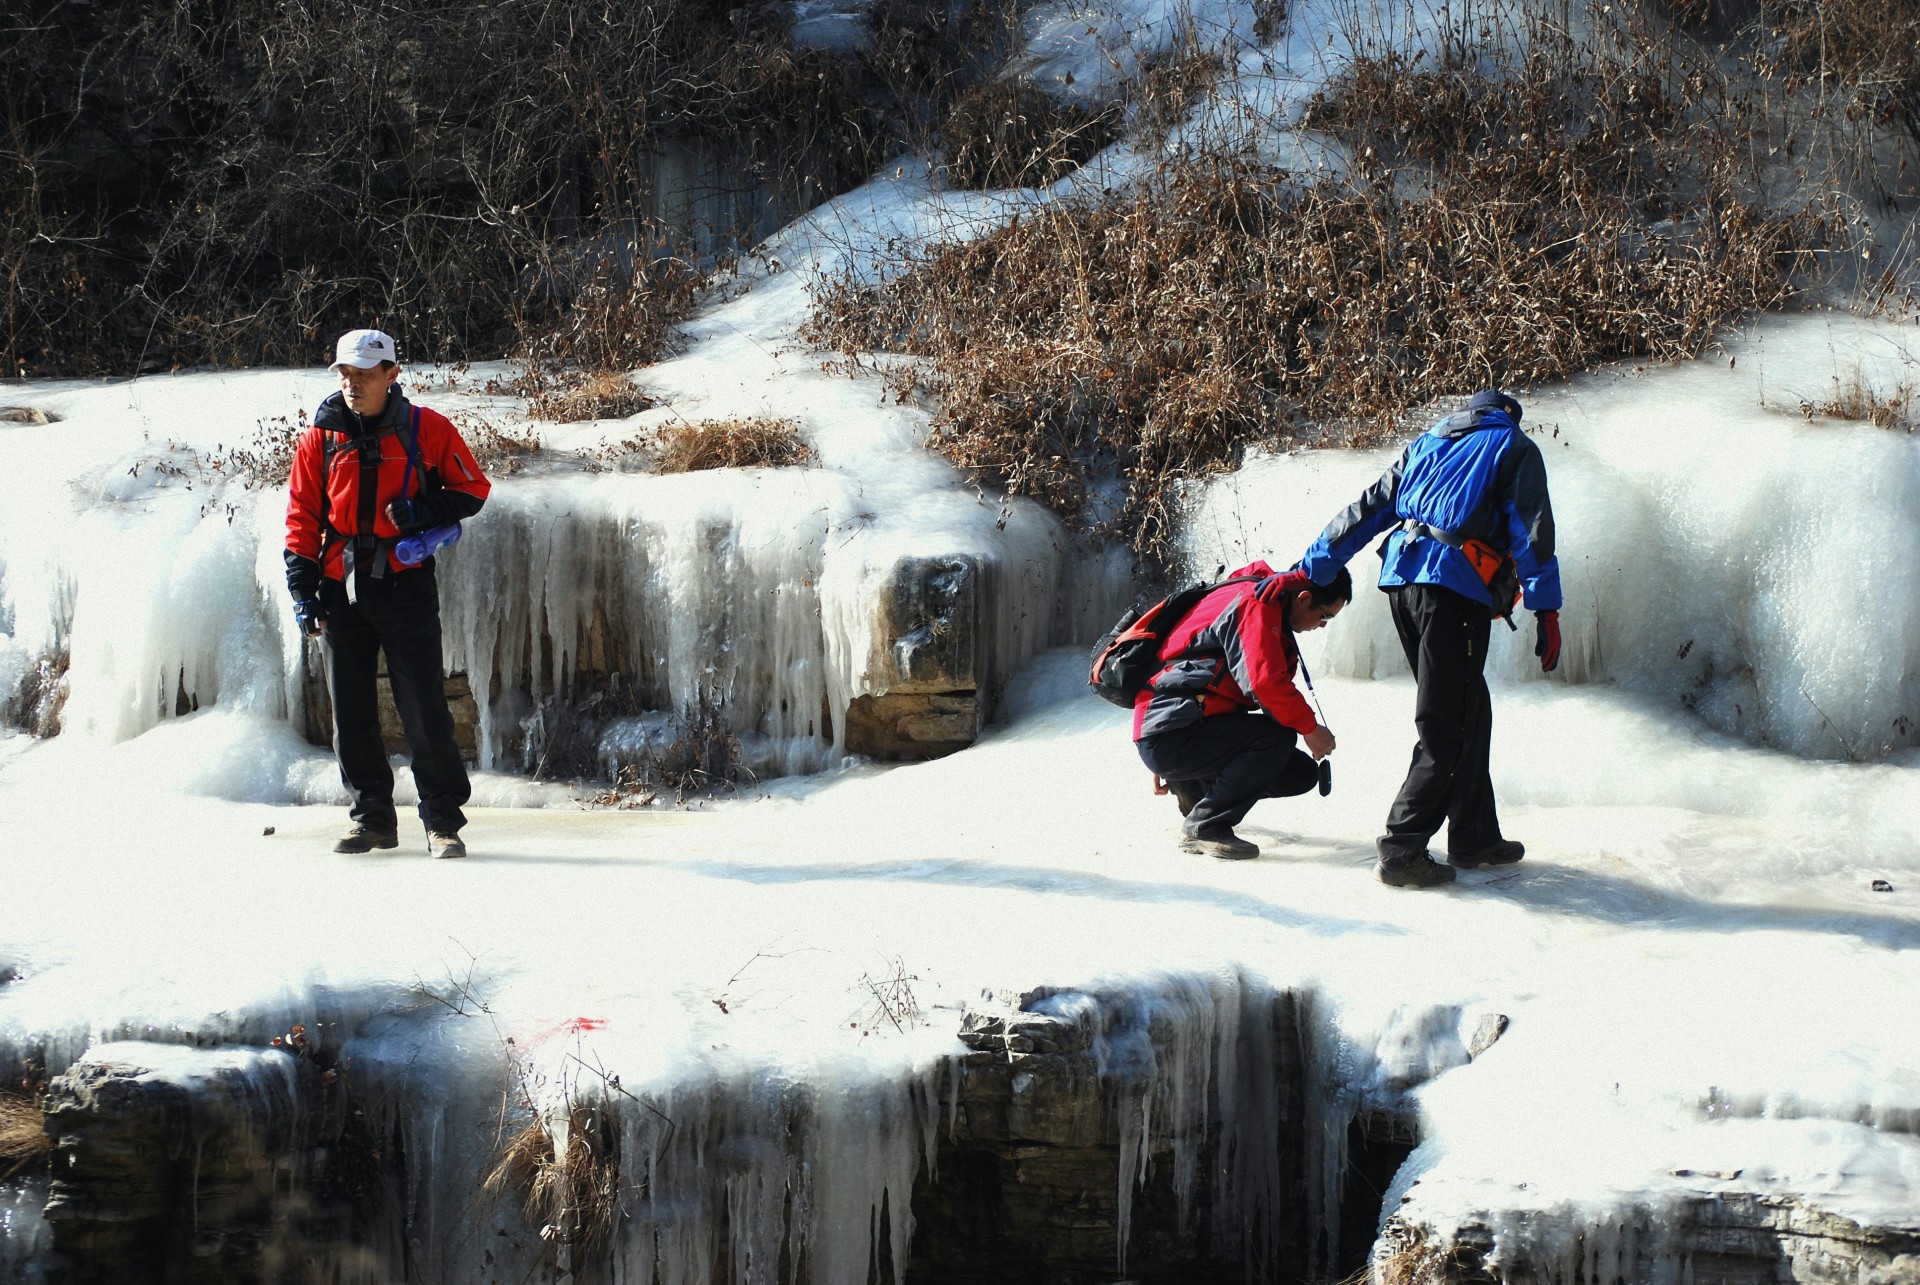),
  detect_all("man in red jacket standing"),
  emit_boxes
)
[285,329,492,858]
[1134,562,1351,858]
